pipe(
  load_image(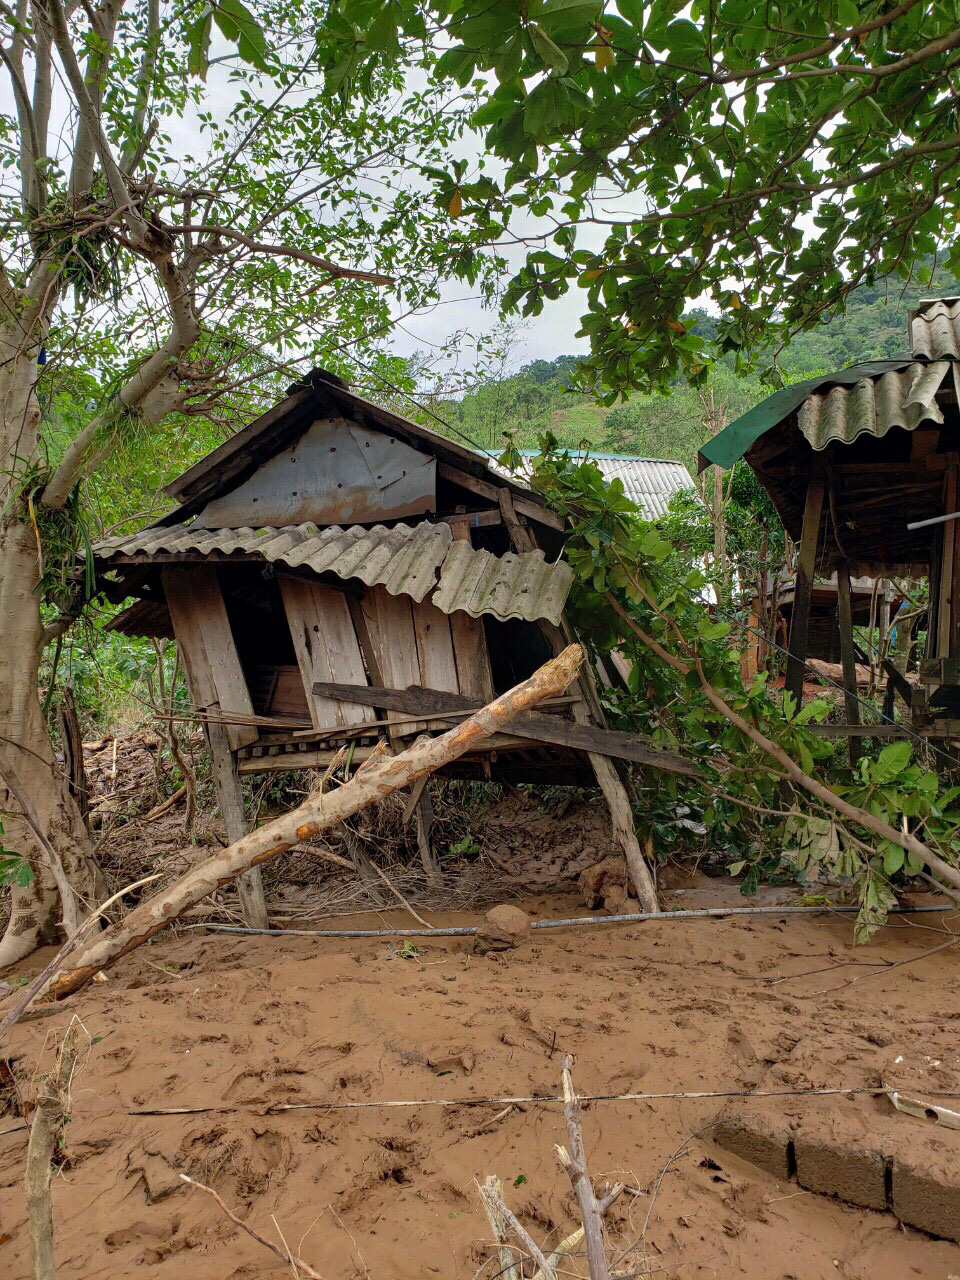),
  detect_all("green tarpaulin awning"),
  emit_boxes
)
[696,358,918,472]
